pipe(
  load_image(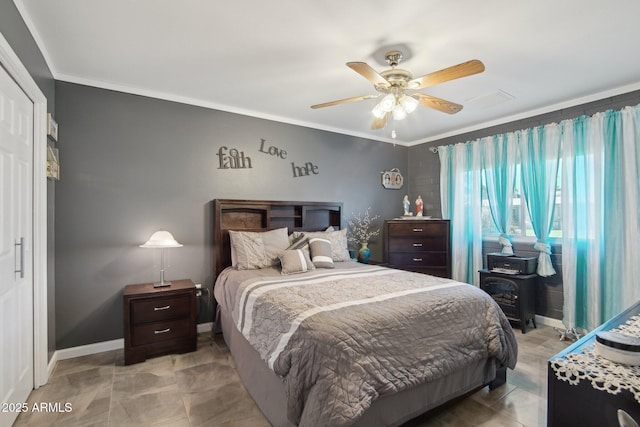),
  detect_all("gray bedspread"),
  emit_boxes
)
[214,262,518,427]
